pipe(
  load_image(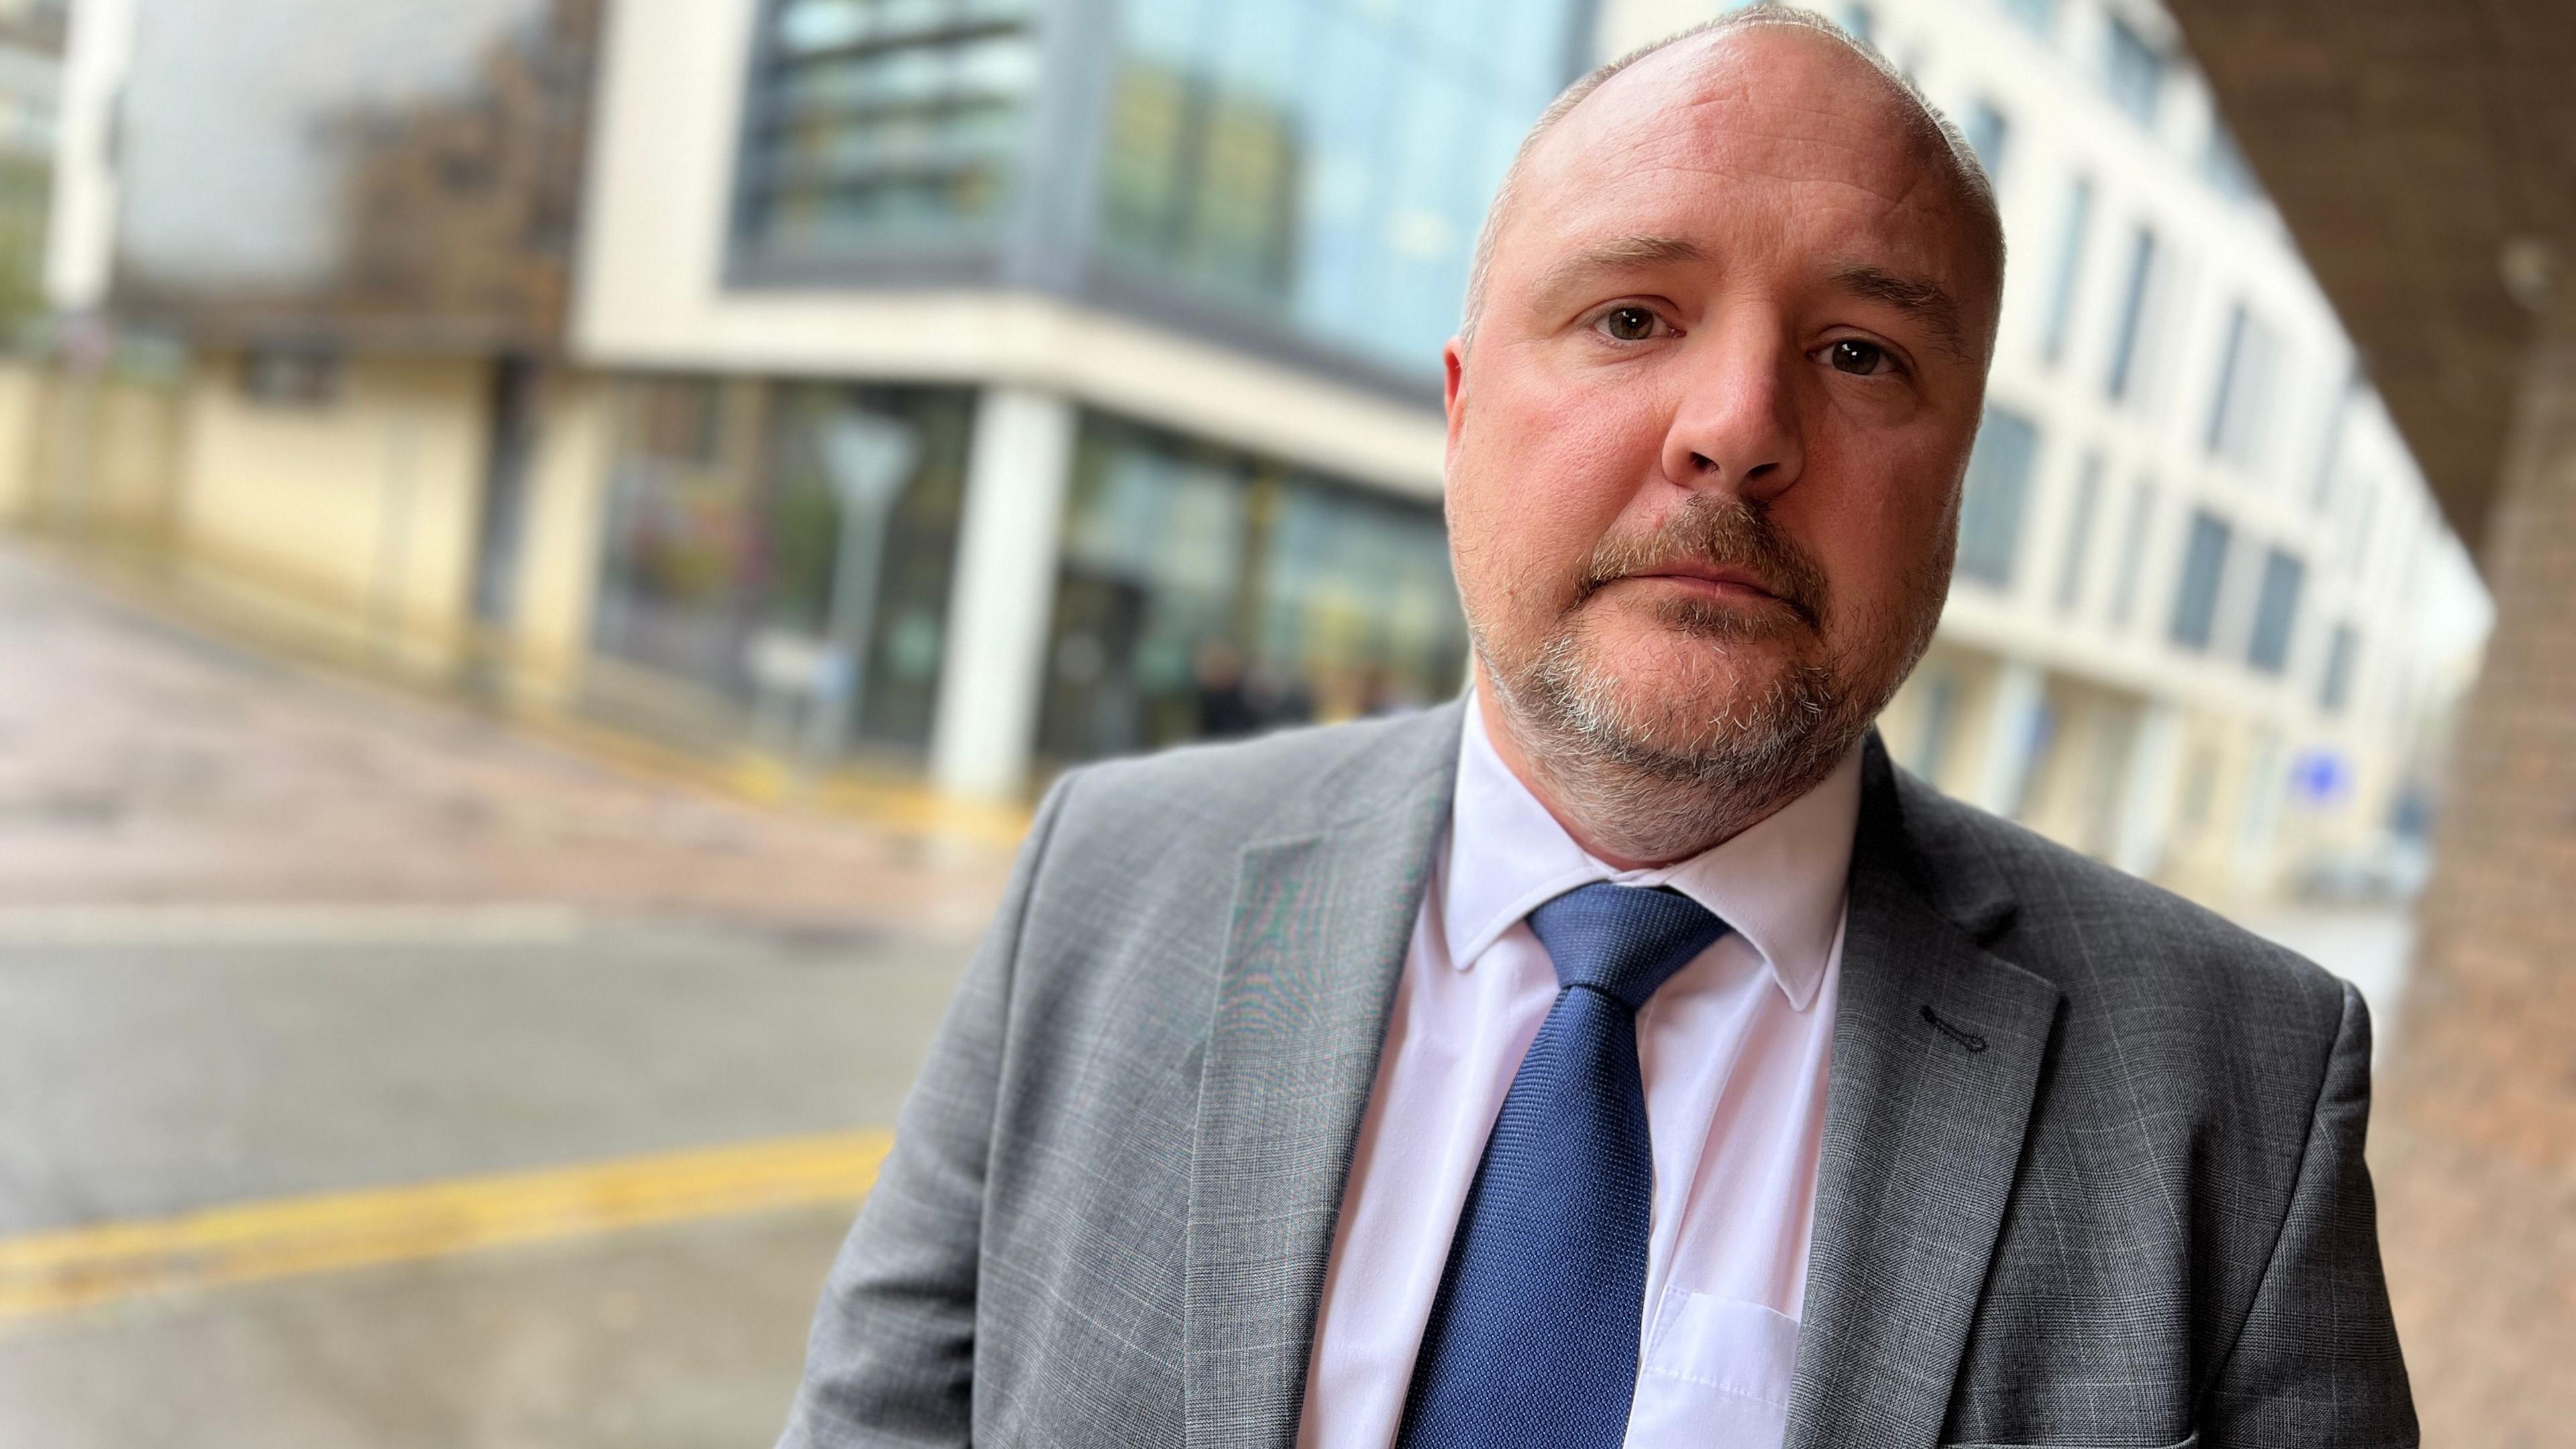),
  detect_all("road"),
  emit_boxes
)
[0,541,1010,1446]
